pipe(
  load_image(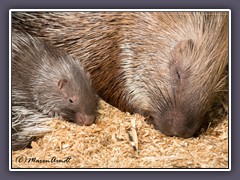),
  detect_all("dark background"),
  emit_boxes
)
[0,0,238,179]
